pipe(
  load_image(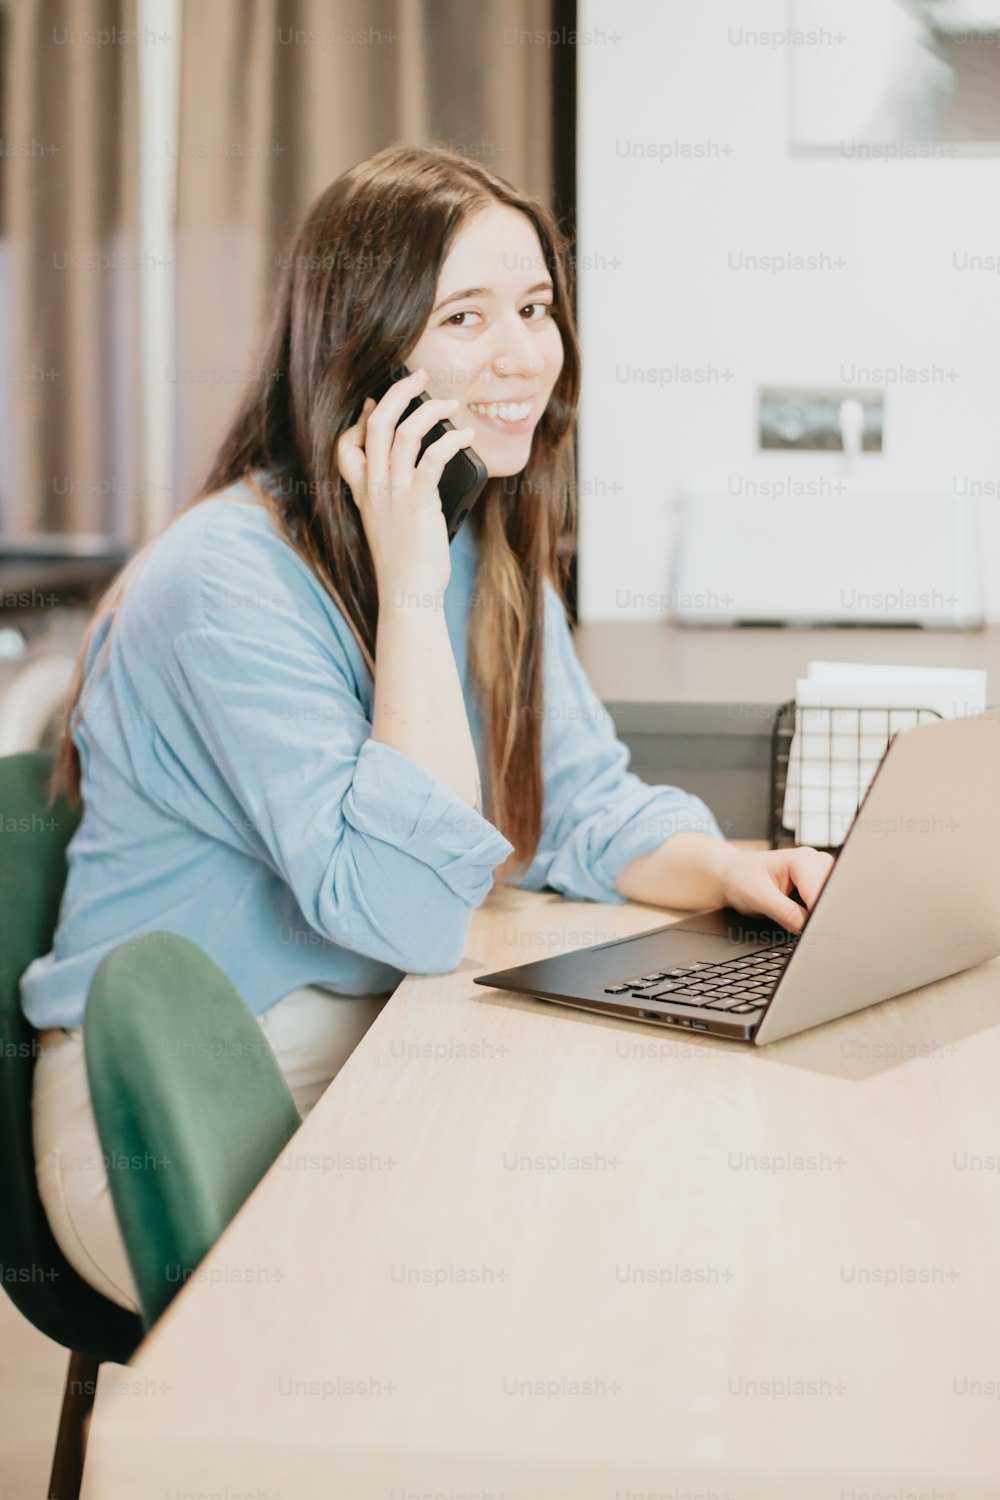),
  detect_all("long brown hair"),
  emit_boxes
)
[55,142,581,886]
